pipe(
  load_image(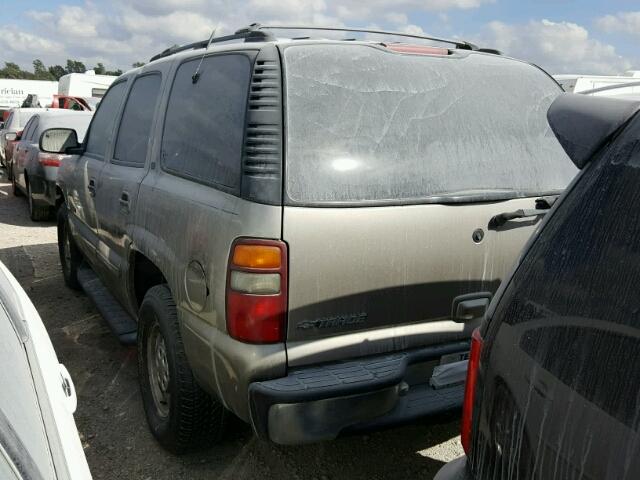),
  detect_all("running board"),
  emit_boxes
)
[77,265,137,345]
